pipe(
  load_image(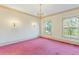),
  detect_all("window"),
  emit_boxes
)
[44,20,52,35]
[63,16,79,39]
